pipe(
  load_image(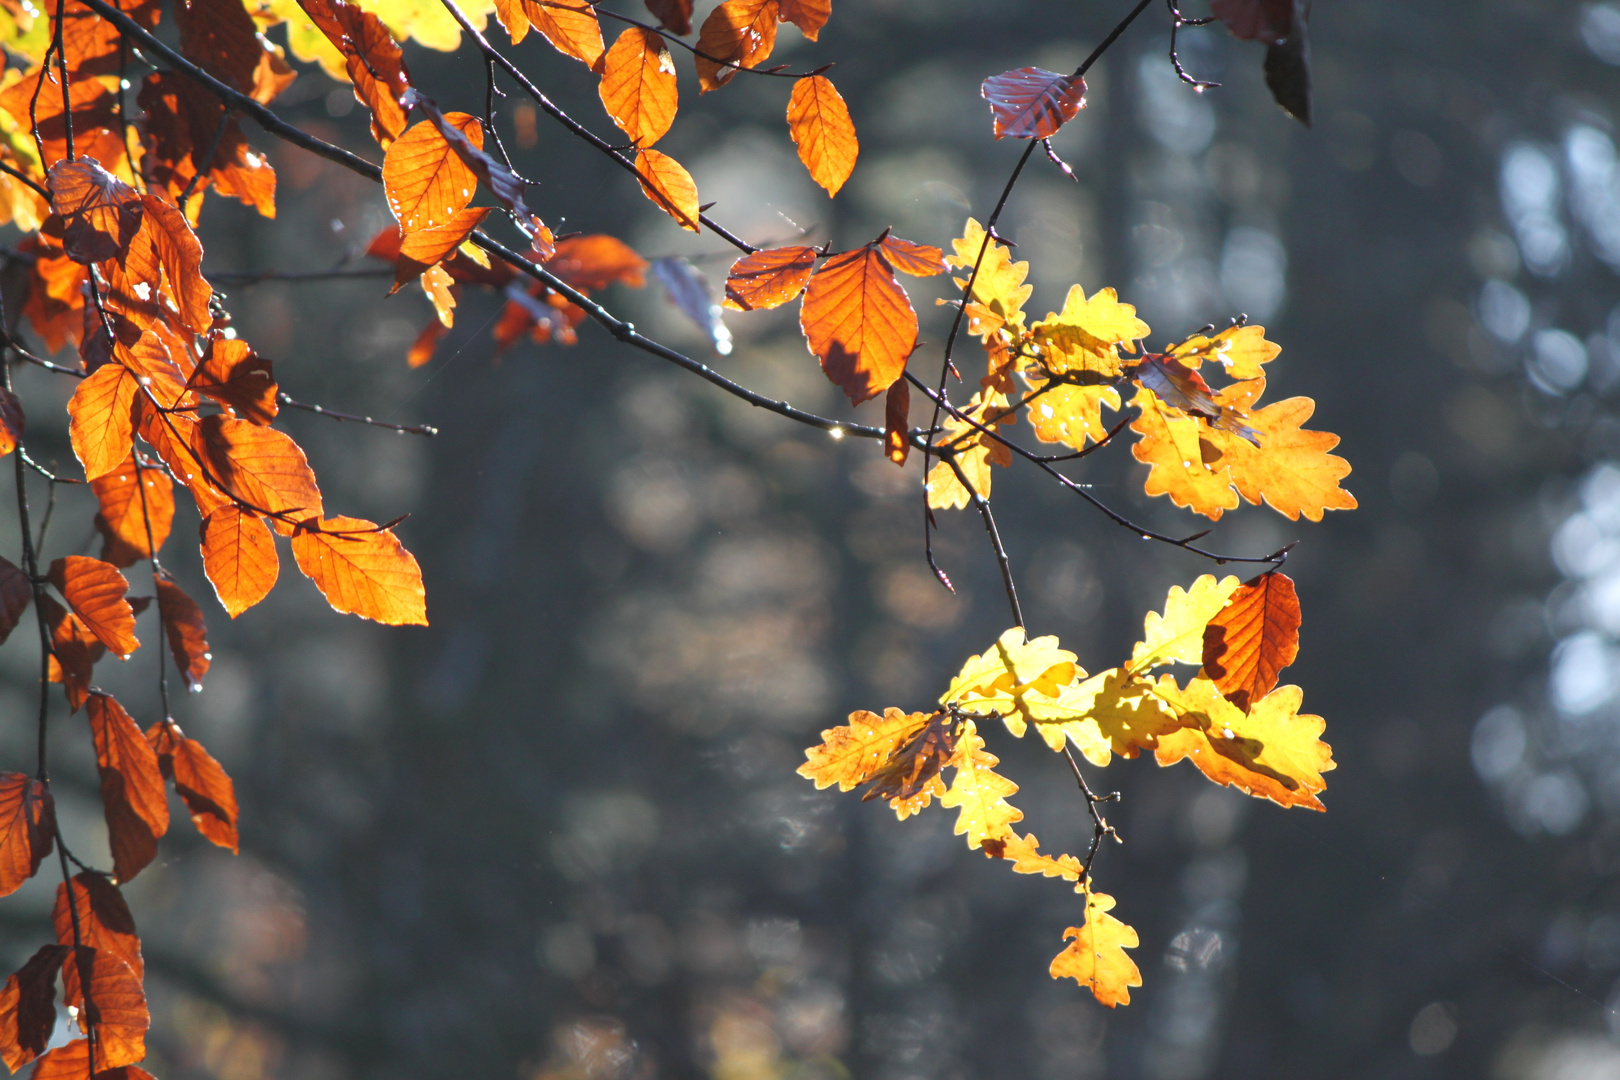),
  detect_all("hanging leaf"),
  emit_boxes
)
[695,0,778,91]
[155,570,211,691]
[92,457,175,569]
[188,335,279,425]
[199,505,280,618]
[723,246,818,311]
[600,27,679,148]
[786,75,858,196]
[634,148,701,231]
[54,873,143,986]
[49,556,138,658]
[290,516,428,626]
[86,691,169,882]
[980,67,1087,140]
[67,362,138,482]
[147,720,238,852]
[0,944,69,1072]
[643,0,692,34]
[0,775,54,898]
[1202,570,1301,712]
[47,159,142,264]
[1050,892,1141,1007]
